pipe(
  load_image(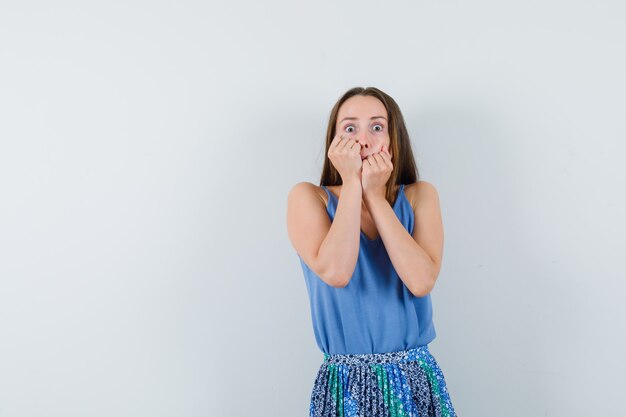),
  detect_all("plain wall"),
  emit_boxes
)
[1,1,624,416]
